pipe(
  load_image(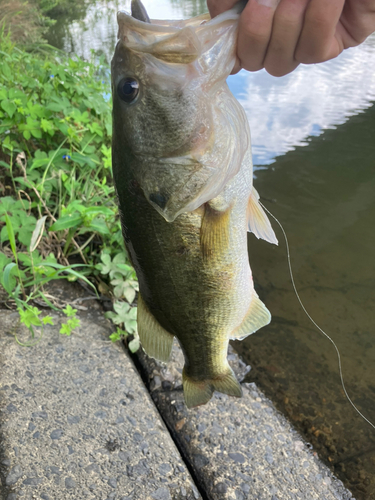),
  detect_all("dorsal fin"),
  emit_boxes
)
[131,0,151,23]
